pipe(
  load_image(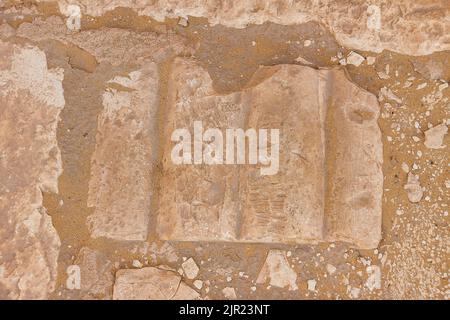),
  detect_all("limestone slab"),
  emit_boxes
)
[86,62,159,241]
[157,58,383,249]
[42,0,450,56]
[0,40,63,299]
